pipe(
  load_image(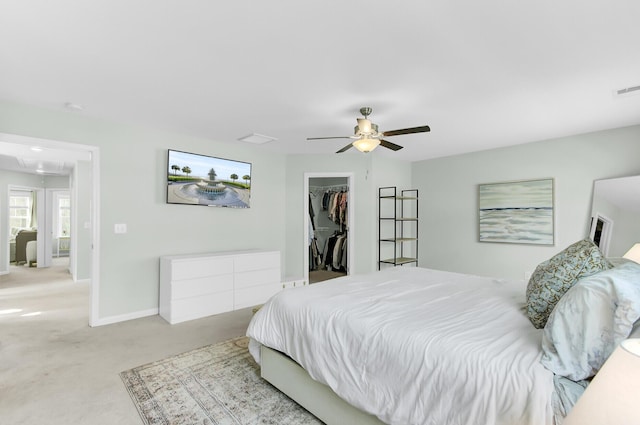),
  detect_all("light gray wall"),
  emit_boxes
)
[412,124,640,280]
[0,100,287,320]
